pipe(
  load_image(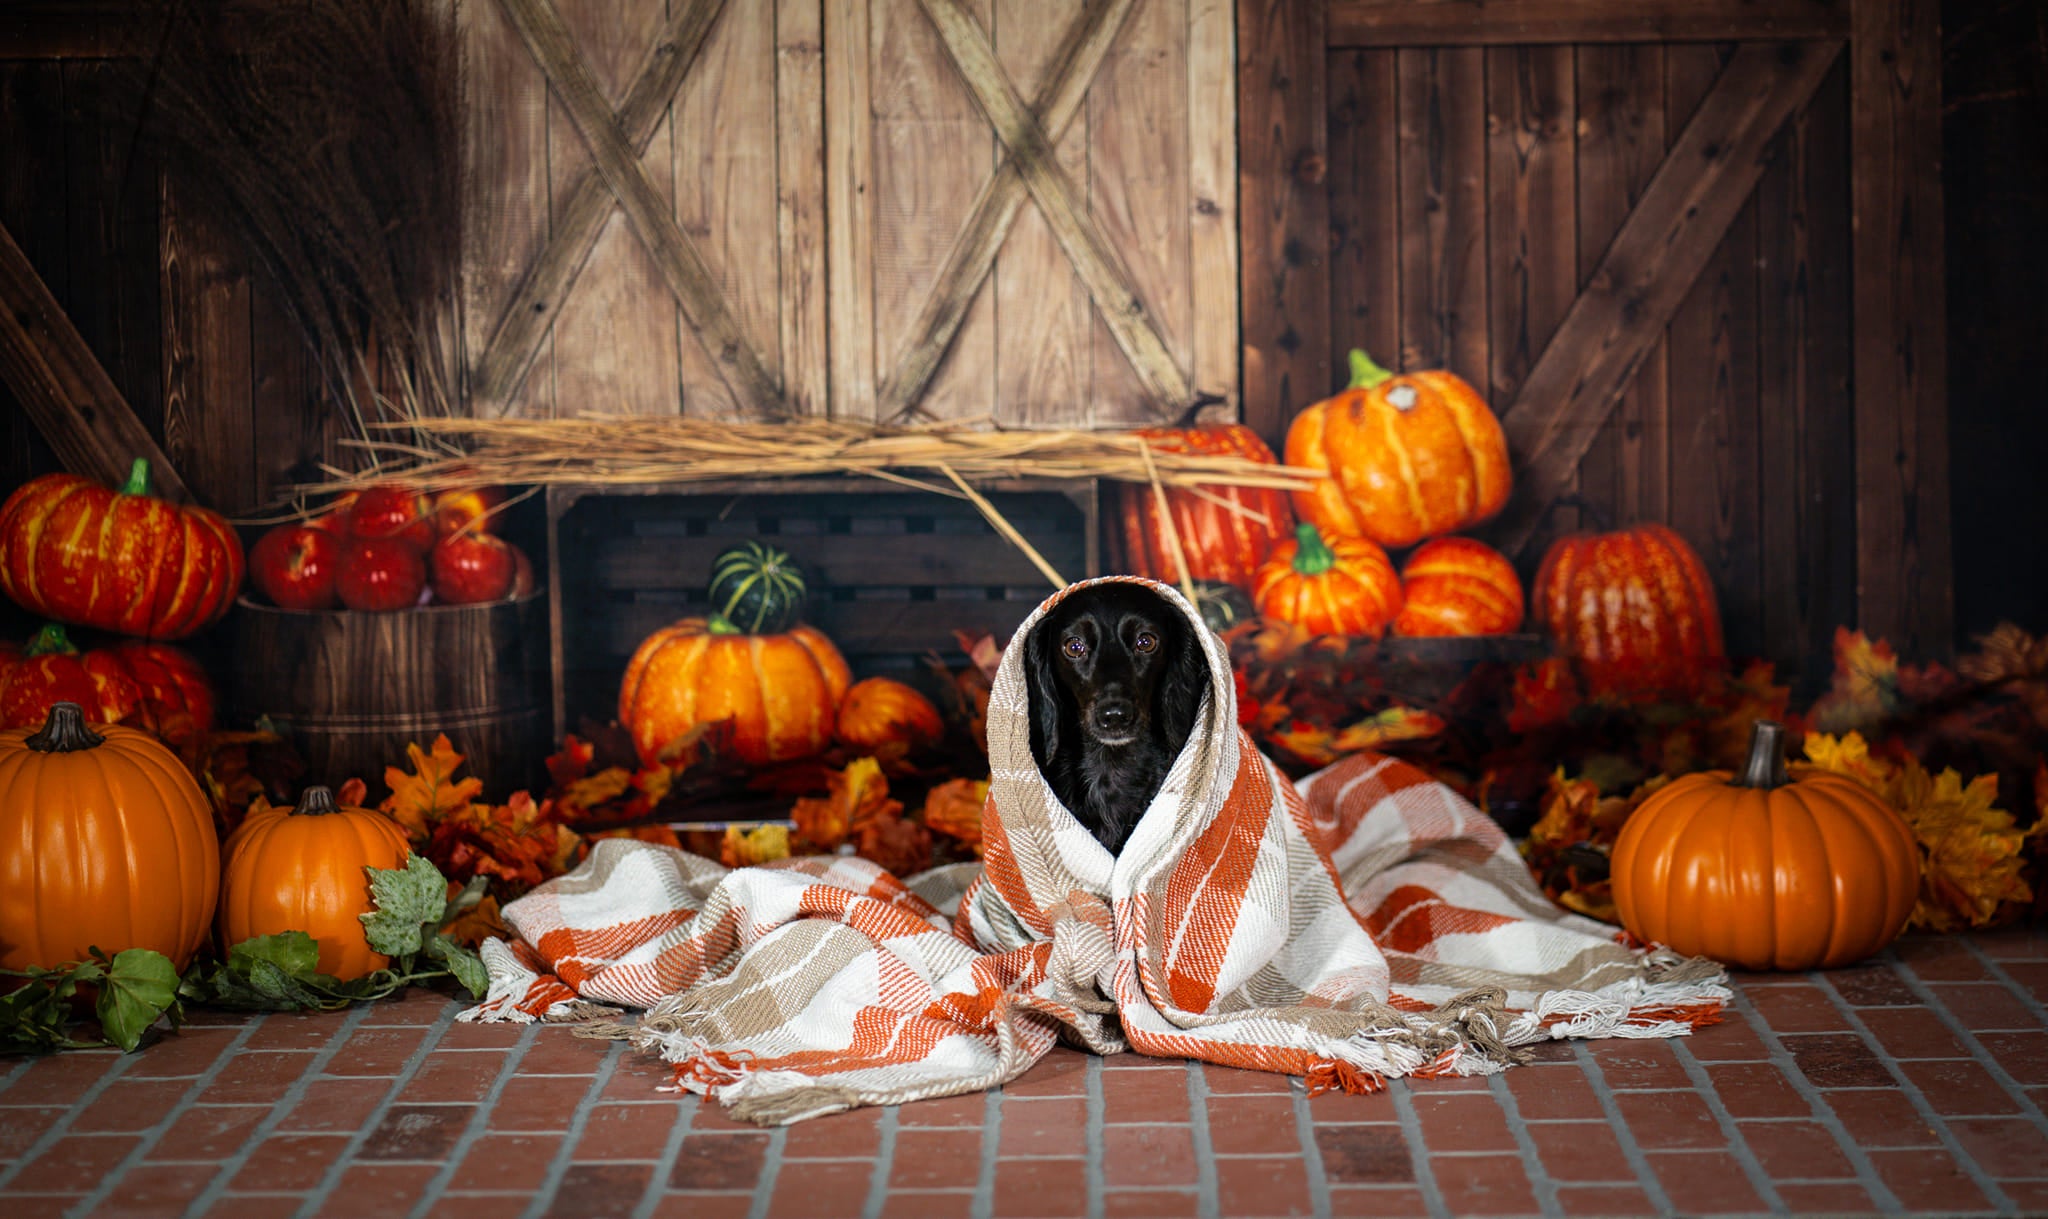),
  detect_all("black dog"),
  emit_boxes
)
[1025,583,1206,855]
